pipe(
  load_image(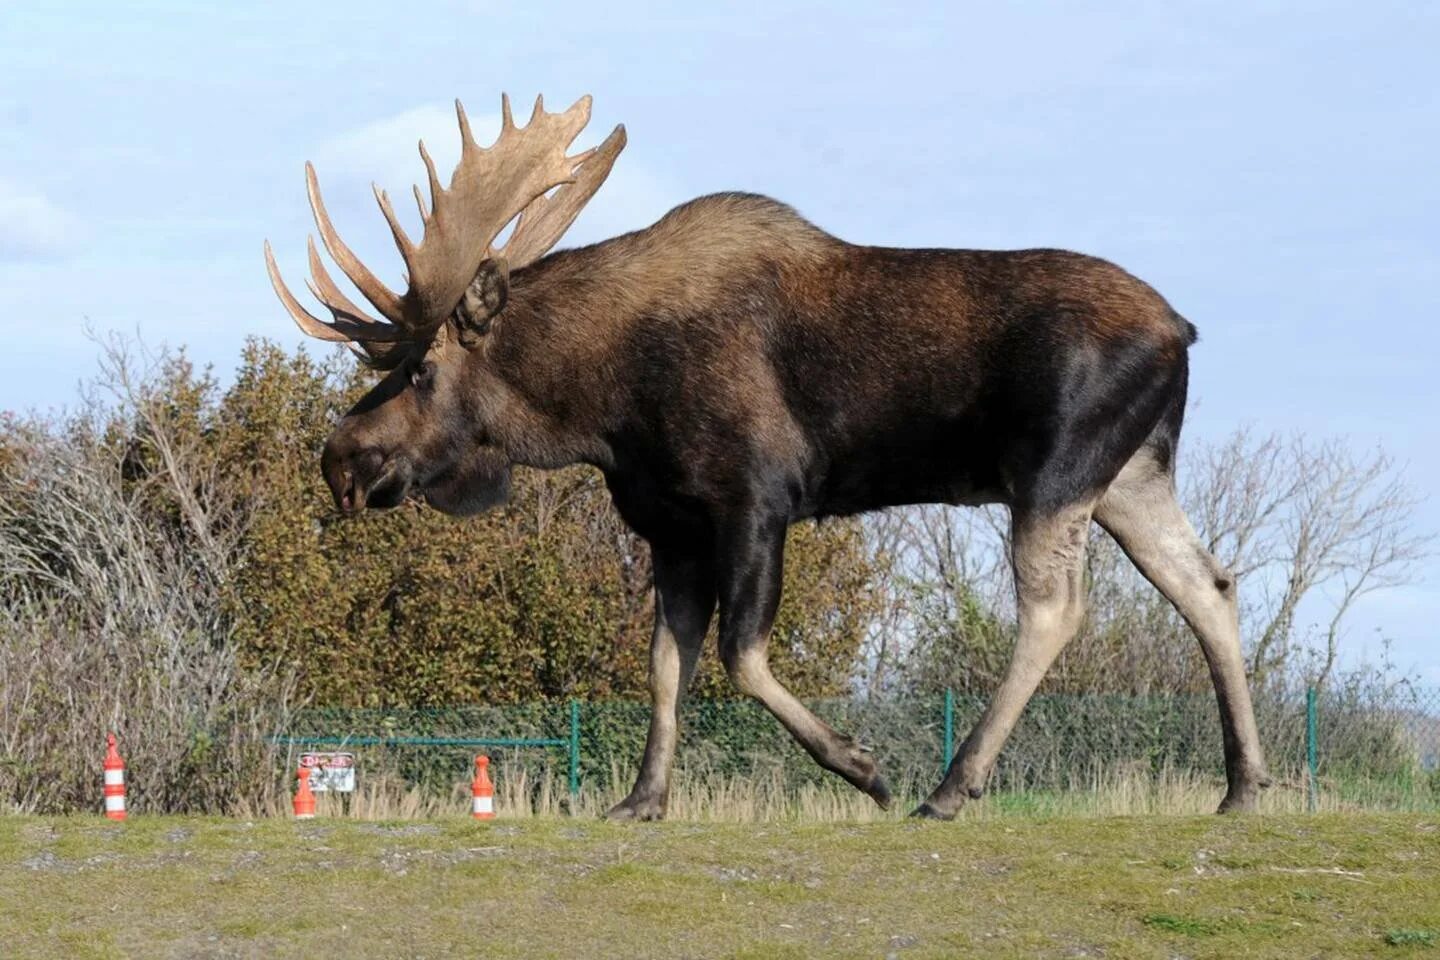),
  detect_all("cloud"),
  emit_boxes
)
[0,177,82,260]
[562,159,678,247]
[313,103,471,198]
